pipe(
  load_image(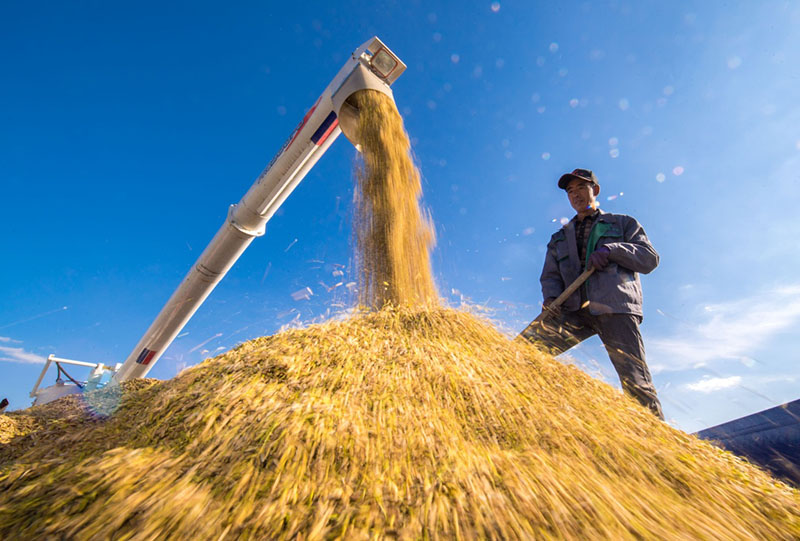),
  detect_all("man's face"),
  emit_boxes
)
[566,178,599,214]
